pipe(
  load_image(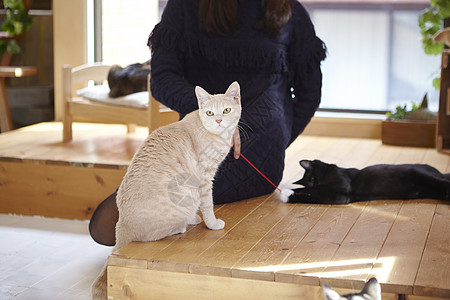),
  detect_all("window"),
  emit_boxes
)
[94,0,440,114]
[97,0,159,66]
[306,1,440,113]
